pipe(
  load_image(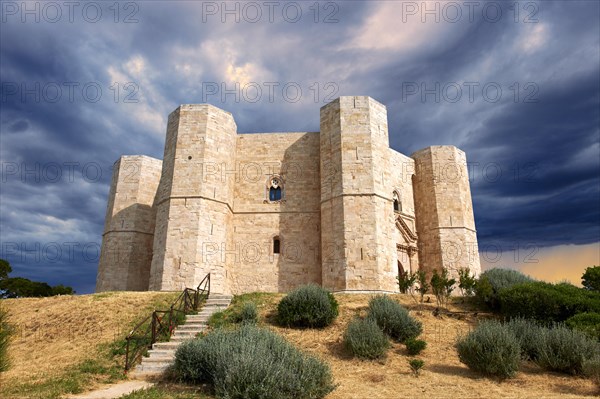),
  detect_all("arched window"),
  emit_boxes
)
[273,236,281,254]
[268,176,283,202]
[393,191,402,213]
